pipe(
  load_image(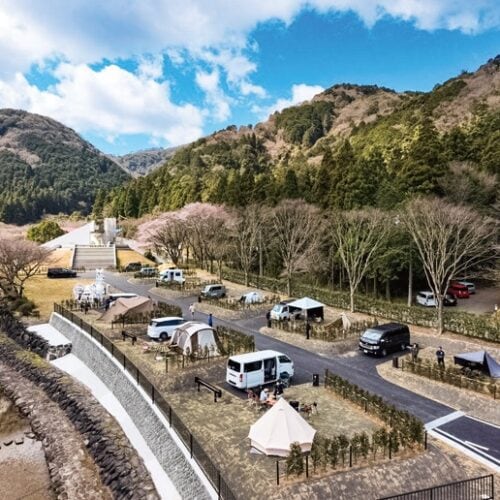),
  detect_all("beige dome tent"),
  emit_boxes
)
[170,321,220,356]
[248,398,316,456]
[99,296,152,322]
